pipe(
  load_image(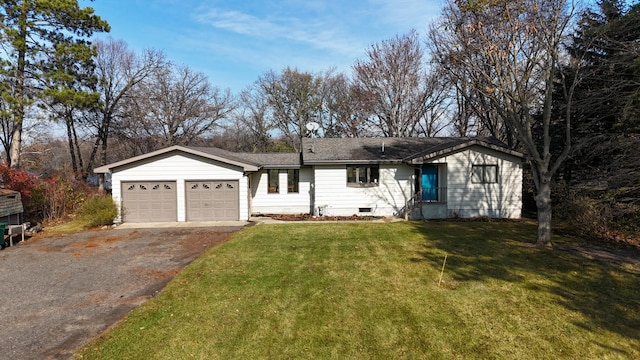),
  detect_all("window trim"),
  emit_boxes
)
[471,164,498,184]
[347,165,380,187]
